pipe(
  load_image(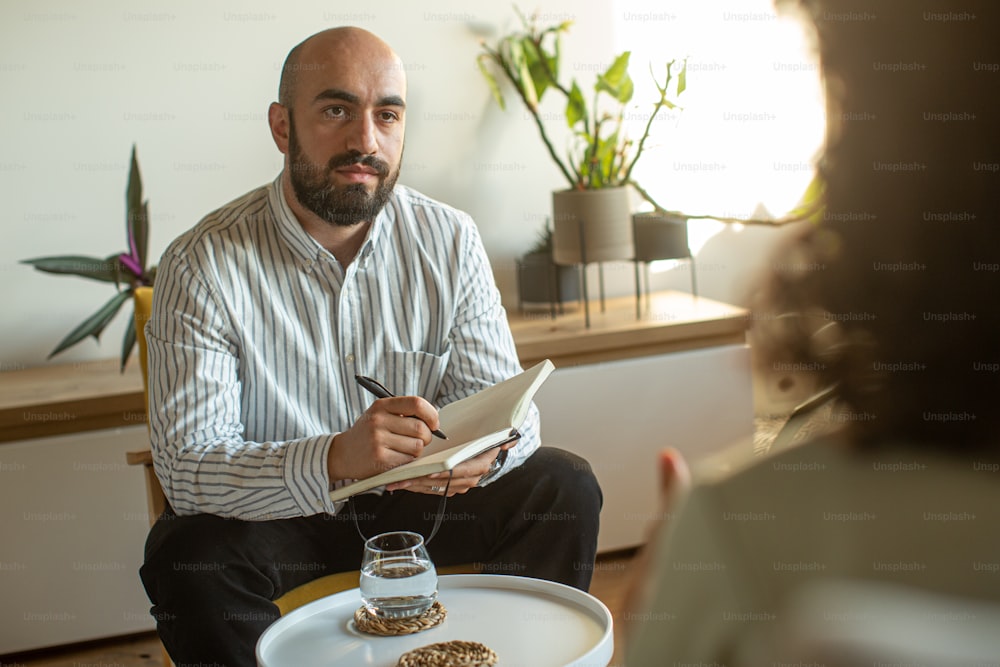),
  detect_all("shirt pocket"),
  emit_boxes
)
[384,347,452,400]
